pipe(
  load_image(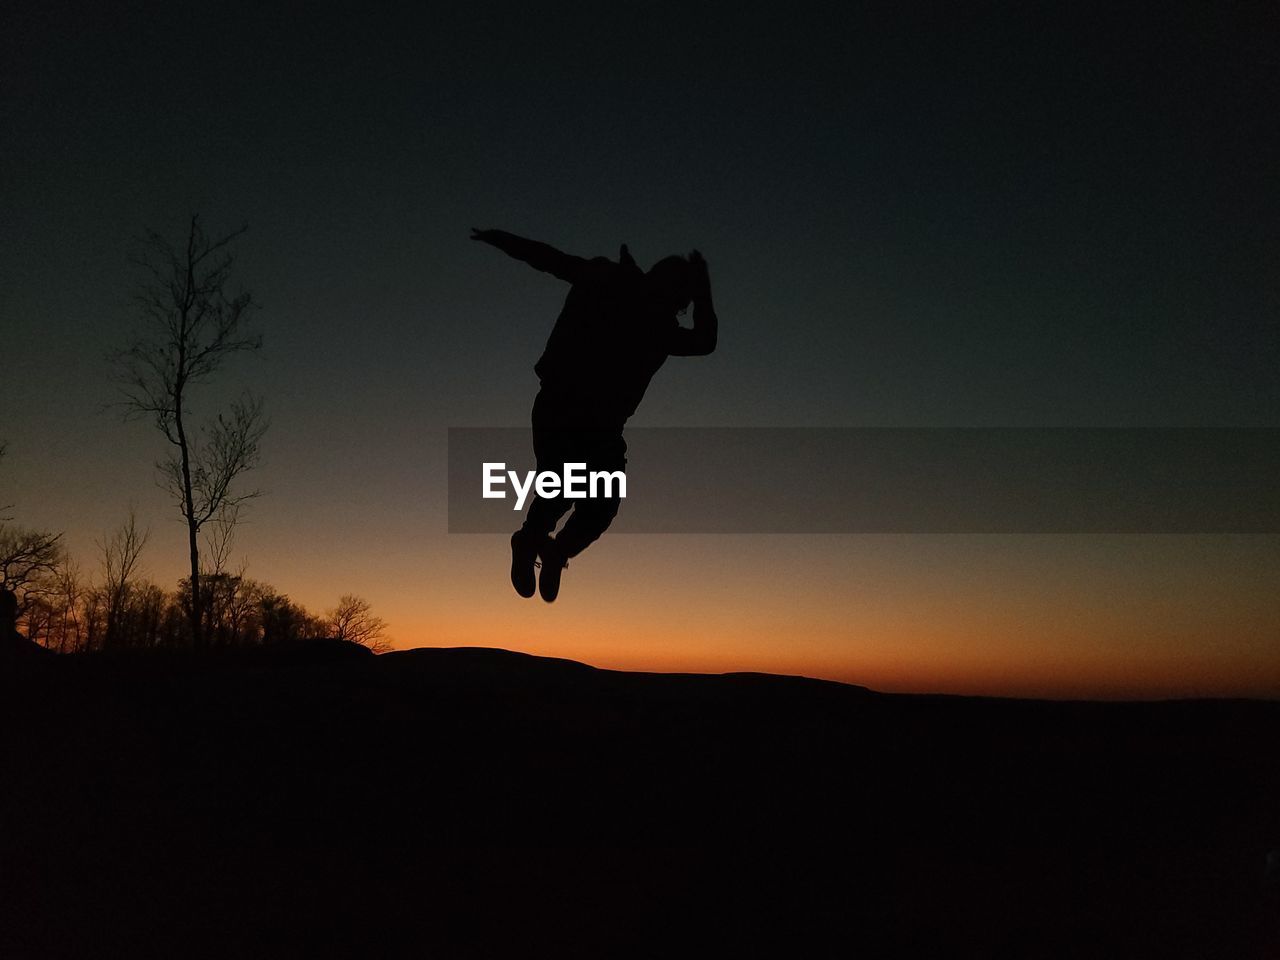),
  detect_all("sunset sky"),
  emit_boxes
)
[4,2,1277,697]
